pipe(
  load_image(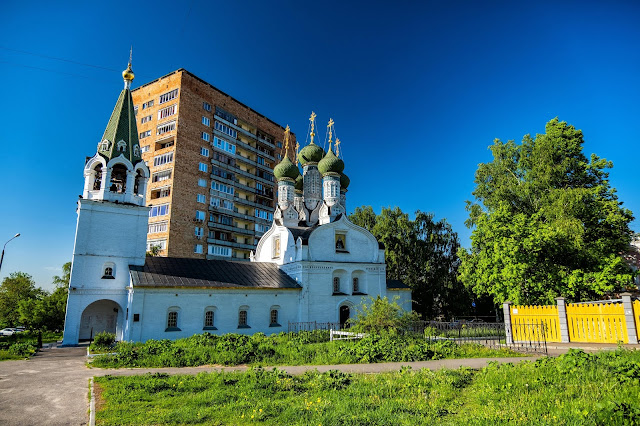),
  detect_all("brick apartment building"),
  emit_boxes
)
[131,69,295,260]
